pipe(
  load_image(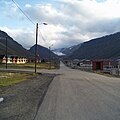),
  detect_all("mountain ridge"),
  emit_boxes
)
[53,44,81,56]
[29,45,58,60]
[0,30,33,57]
[67,32,120,60]
[0,30,58,59]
